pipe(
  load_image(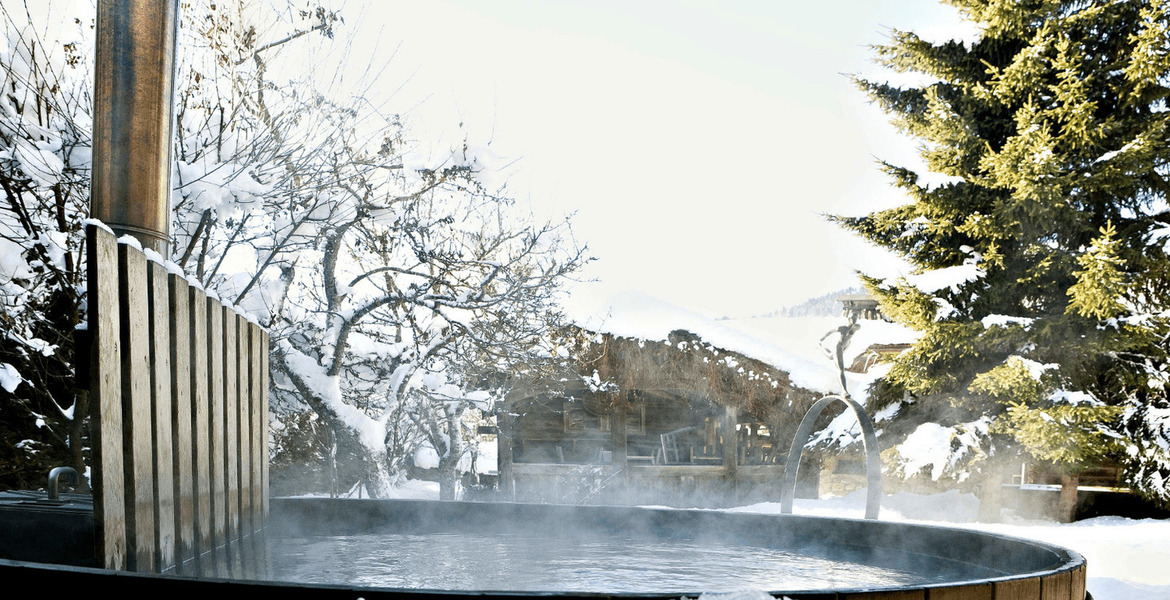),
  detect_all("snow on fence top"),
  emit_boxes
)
[81,218,266,329]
